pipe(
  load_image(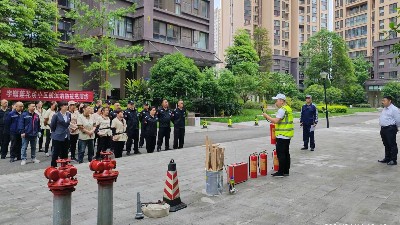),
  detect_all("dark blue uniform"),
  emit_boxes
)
[4,110,22,161]
[300,103,318,150]
[139,109,149,147]
[0,108,11,159]
[172,108,186,149]
[143,115,158,153]
[124,108,140,154]
[157,108,172,151]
